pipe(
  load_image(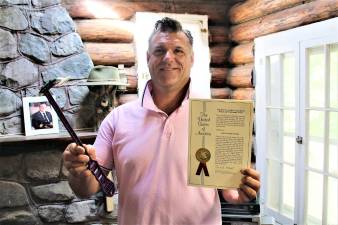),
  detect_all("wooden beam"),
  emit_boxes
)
[210,67,229,87]
[211,87,232,99]
[84,42,135,66]
[230,0,338,42]
[227,64,253,88]
[231,88,254,100]
[229,0,307,24]
[61,0,229,24]
[117,93,138,105]
[75,19,134,43]
[209,26,229,44]
[210,44,230,66]
[126,74,137,92]
[228,42,254,65]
